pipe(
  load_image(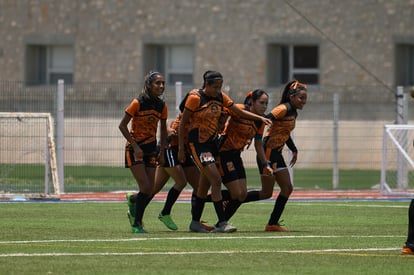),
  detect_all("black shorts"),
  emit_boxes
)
[124,143,158,168]
[218,150,246,184]
[162,146,195,168]
[188,140,218,169]
[256,147,287,174]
